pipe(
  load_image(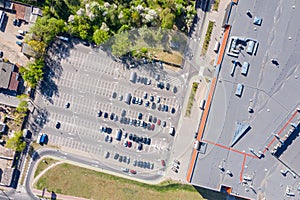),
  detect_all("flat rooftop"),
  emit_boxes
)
[189,0,300,199]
